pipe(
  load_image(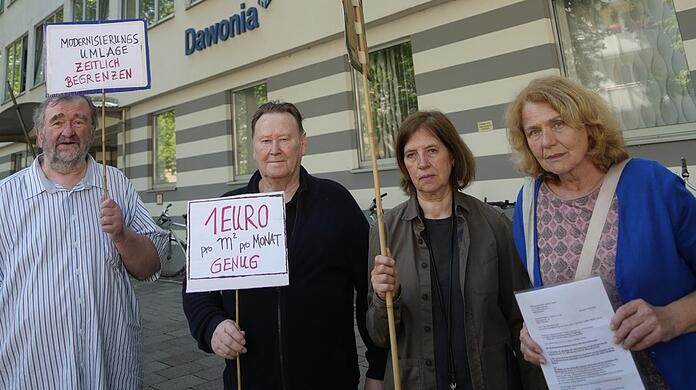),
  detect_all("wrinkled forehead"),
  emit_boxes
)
[46,98,92,120]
